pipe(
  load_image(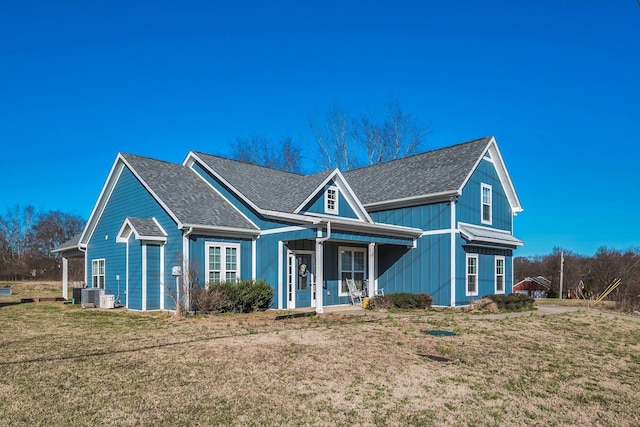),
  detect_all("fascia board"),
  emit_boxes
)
[79,156,126,246]
[185,152,265,215]
[181,224,261,237]
[487,140,523,213]
[120,157,184,229]
[457,137,523,214]
[293,169,374,224]
[293,169,336,214]
[333,169,374,223]
[363,191,460,212]
[326,217,422,238]
[187,159,260,230]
